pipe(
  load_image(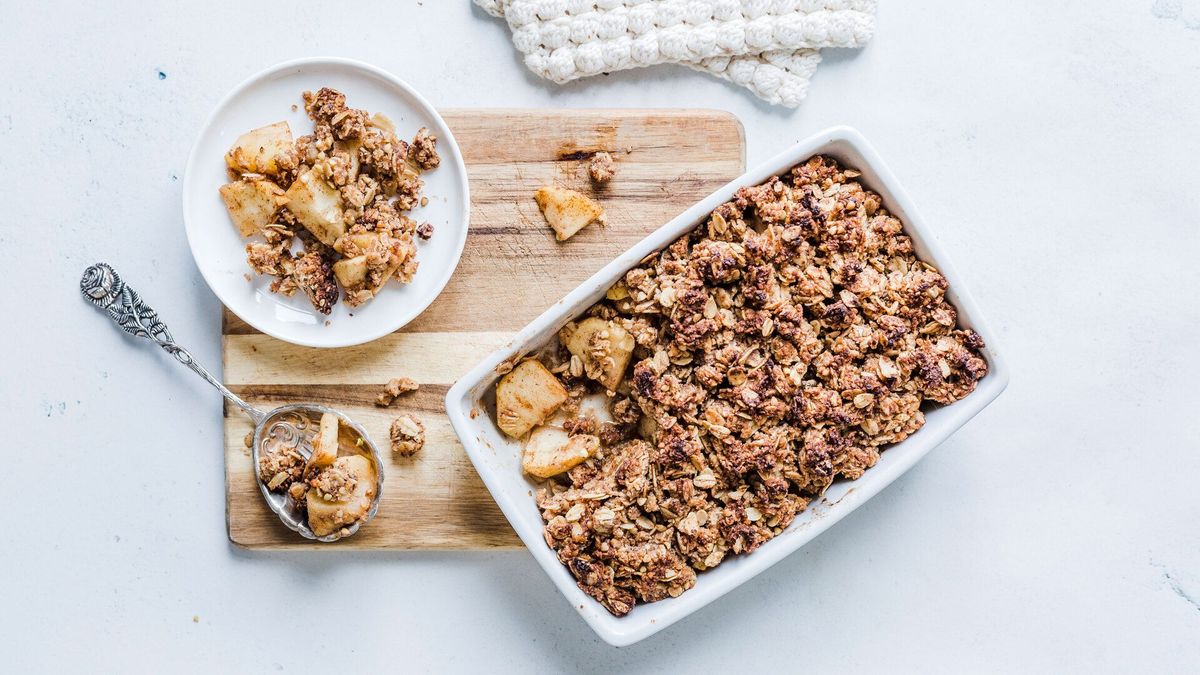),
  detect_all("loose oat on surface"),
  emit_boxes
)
[390,414,426,456]
[516,155,989,616]
[375,376,420,407]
